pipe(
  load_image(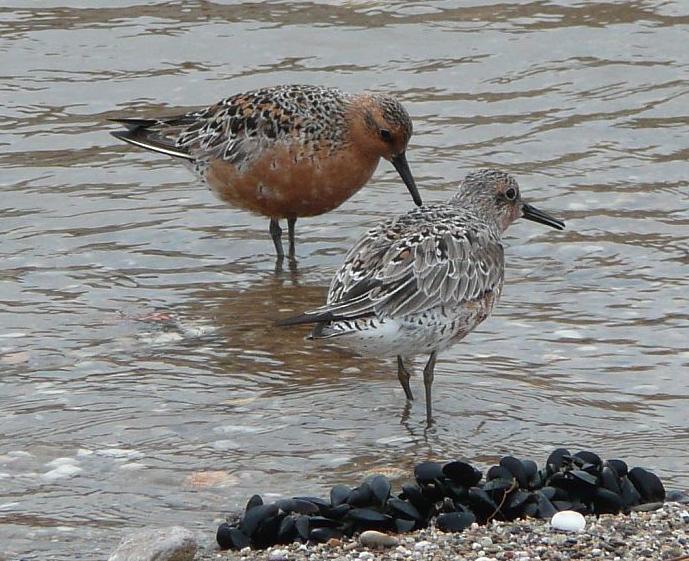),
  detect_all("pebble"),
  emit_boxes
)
[551,510,586,532]
[197,502,689,561]
[109,526,196,561]
[268,549,288,561]
[479,537,493,547]
[359,531,399,549]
